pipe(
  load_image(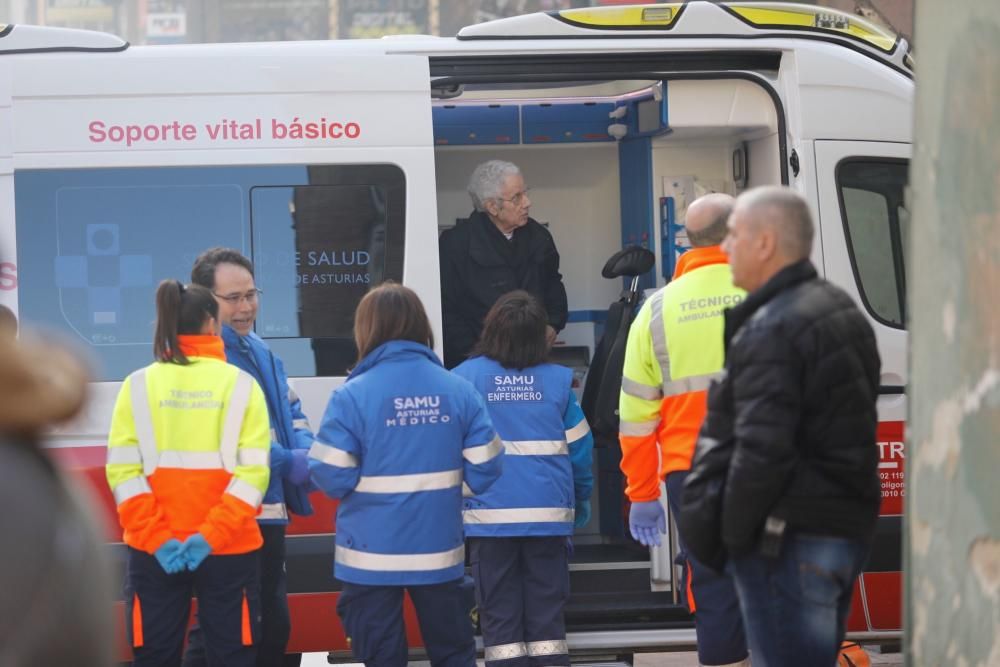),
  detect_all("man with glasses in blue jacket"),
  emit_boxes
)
[185,247,314,667]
